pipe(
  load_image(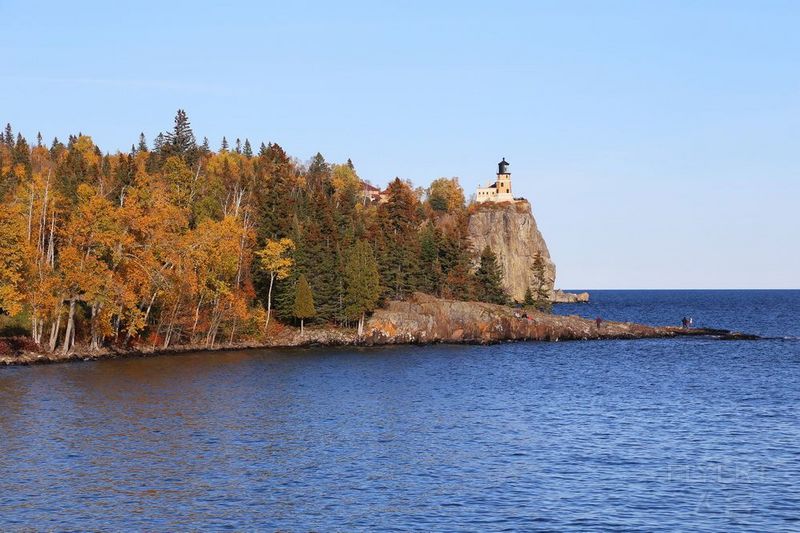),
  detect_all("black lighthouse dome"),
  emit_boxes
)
[498,157,510,175]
